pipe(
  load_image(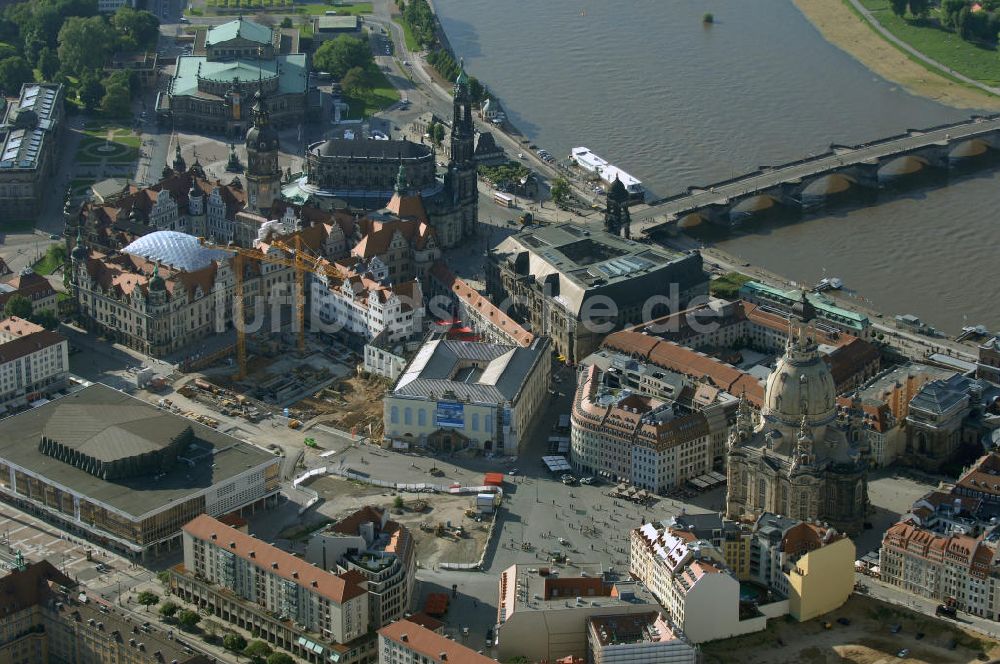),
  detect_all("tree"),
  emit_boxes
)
[4,294,32,320]
[136,590,159,611]
[156,570,170,585]
[467,75,484,103]
[158,600,179,620]
[223,632,248,653]
[101,81,131,117]
[0,42,16,60]
[907,0,929,18]
[111,7,160,51]
[79,73,104,111]
[889,0,908,17]
[0,57,33,96]
[393,495,404,509]
[432,122,445,146]
[267,654,295,664]
[58,16,115,75]
[941,0,966,26]
[550,177,570,205]
[37,47,59,80]
[30,310,59,330]
[177,609,201,630]
[280,17,292,28]
[243,640,273,663]
[313,35,371,79]
[340,65,372,97]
